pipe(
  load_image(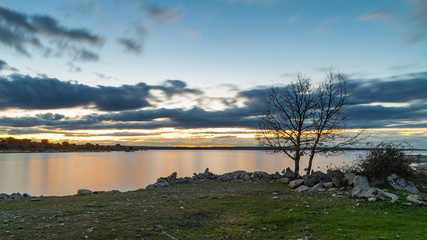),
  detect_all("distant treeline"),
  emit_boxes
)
[0,137,133,152]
